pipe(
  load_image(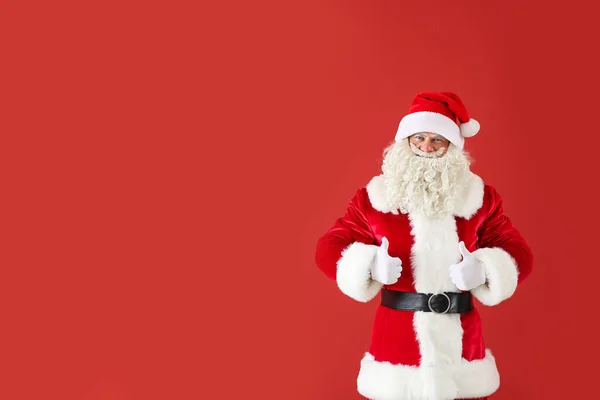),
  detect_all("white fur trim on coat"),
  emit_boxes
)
[452,173,484,219]
[409,213,470,399]
[357,350,500,400]
[366,172,484,219]
[336,242,382,302]
[470,247,519,306]
[366,175,397,214]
